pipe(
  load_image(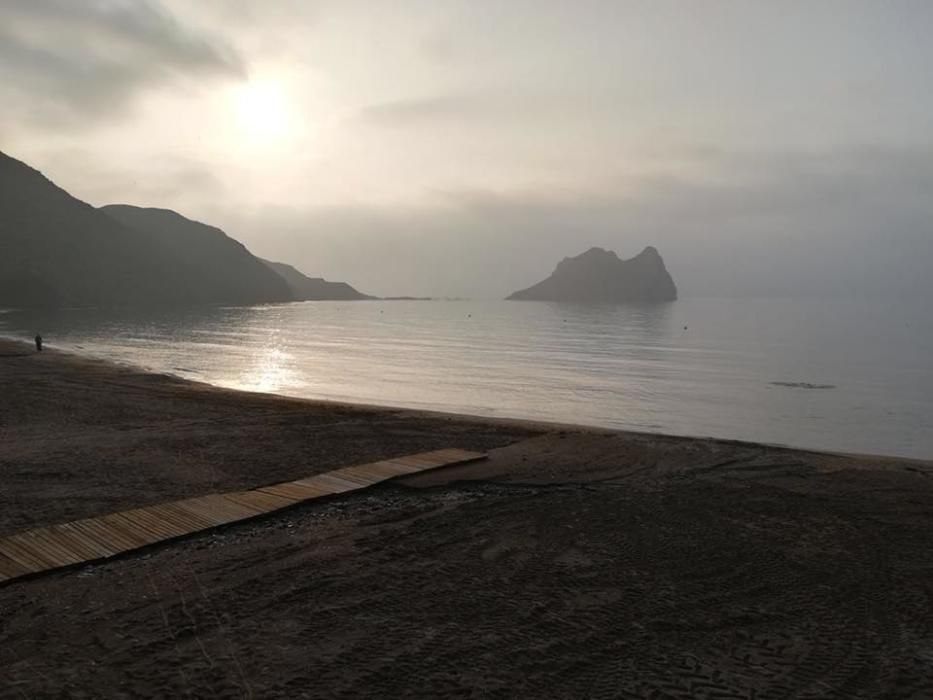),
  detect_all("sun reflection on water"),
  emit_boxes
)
[227,343,300,394]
